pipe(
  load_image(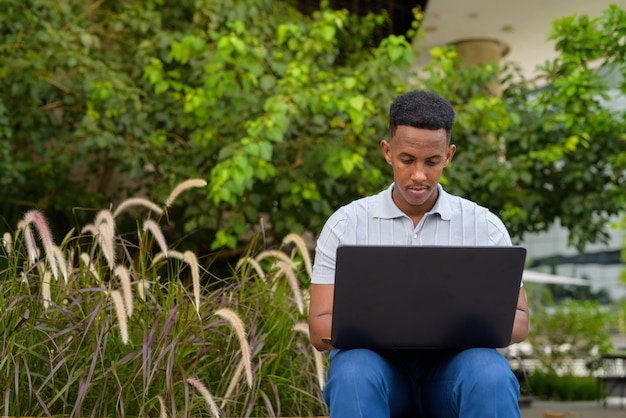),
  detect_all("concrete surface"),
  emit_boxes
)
[521,400,625,418]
